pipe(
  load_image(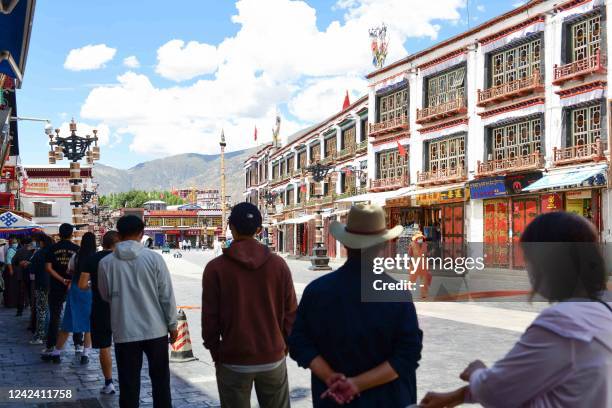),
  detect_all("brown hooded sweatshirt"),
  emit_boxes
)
[202,238,298,365]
